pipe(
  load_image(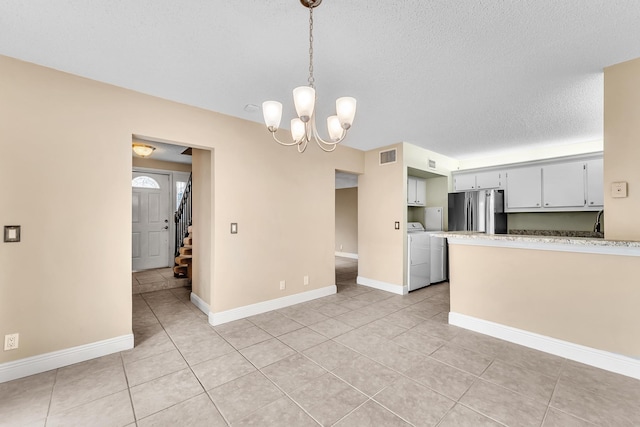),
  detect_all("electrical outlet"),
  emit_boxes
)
[303,275,309,286]
[4,333,19,351]
[279,280,286,290]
